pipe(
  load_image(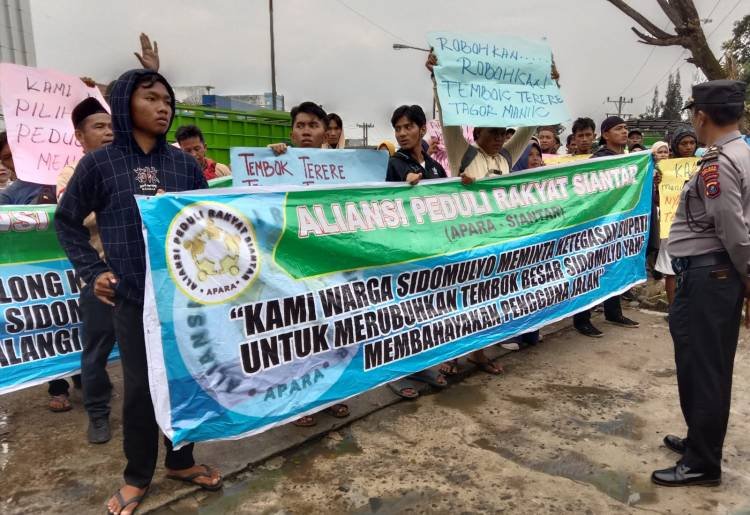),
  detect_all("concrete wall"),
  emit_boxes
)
[0,0,36,66]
